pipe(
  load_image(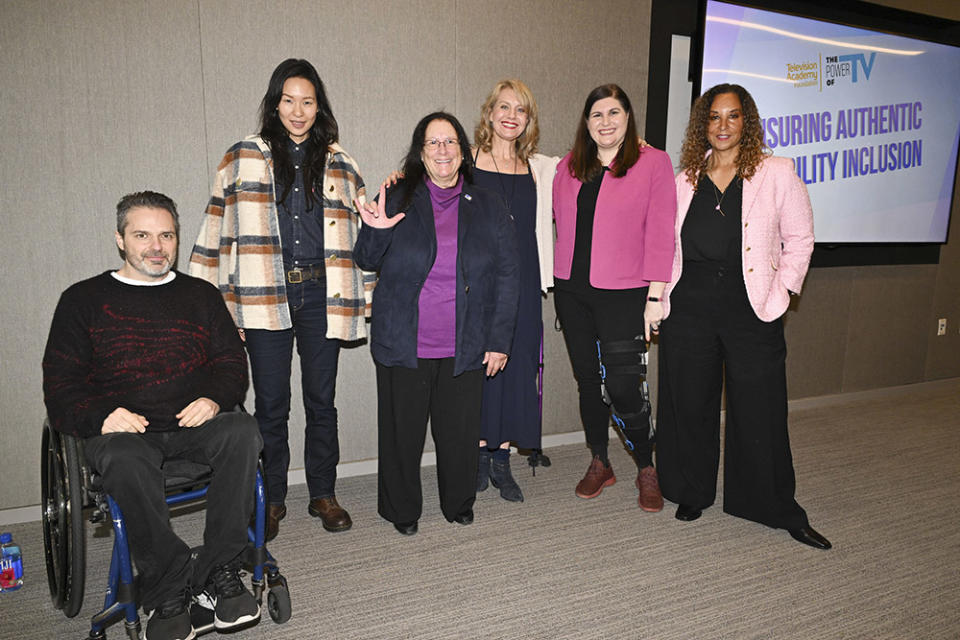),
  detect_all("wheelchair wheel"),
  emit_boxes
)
[41,421,86,617]
[267,583,291,624]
